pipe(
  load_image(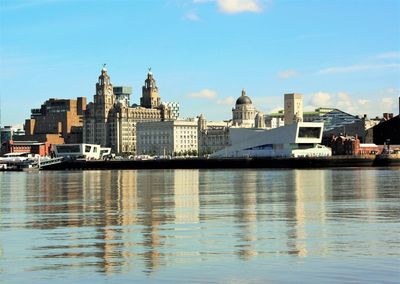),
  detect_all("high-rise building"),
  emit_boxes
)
[284,93,303,125]
[84,67,174,154]
[113,86,132,106]
[23,97,86,144]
